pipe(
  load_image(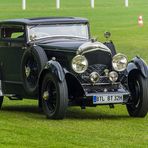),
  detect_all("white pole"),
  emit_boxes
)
[22,0,26,10]
[91,0,94,8]
[56,0,60,9]
[125,0,128,7]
